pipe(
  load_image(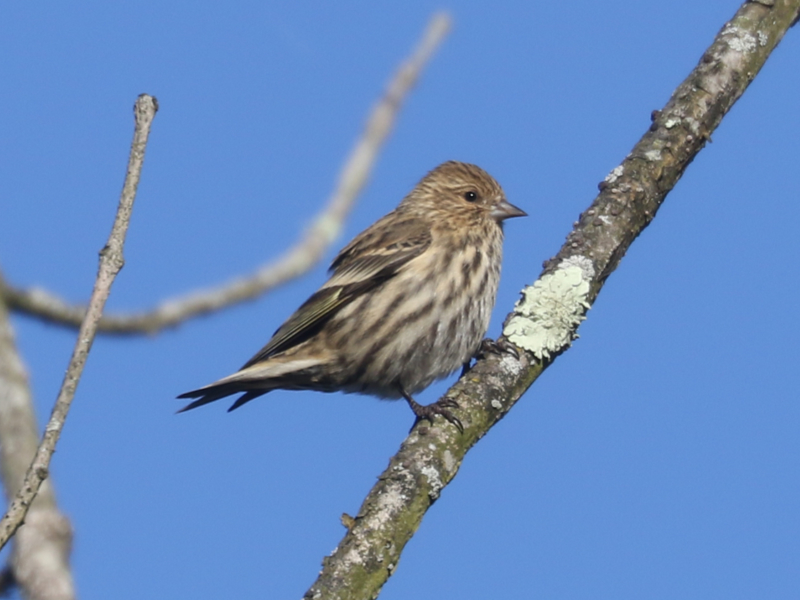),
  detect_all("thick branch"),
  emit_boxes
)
[1,13,452,336]
[0,94,157,552]
[0,283,74,600]
[304,2,800,599]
